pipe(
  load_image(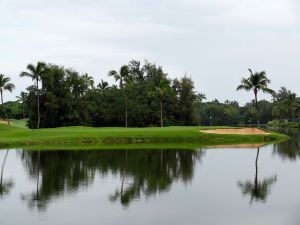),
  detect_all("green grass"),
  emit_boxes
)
[0,120,289,150]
